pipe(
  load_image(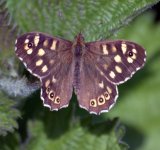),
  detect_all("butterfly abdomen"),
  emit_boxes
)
[73,60,81,94]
